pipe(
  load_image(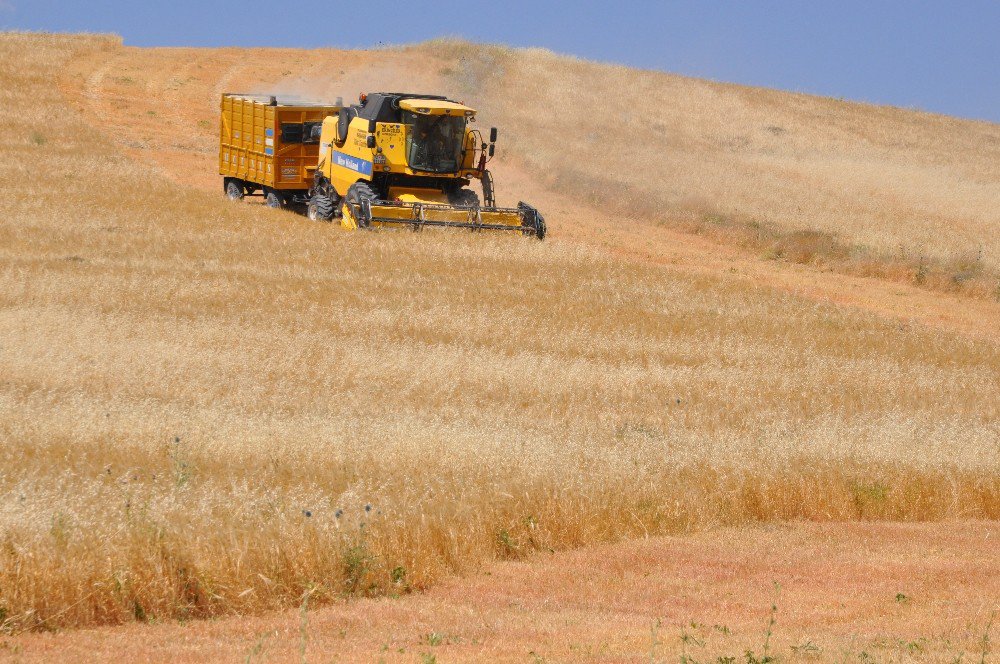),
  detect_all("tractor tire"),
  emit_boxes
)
[264,190,284,209]
[225,179,244,201]
[344,181,378,229]
[308,194,336,222]
[448,188,481,208]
